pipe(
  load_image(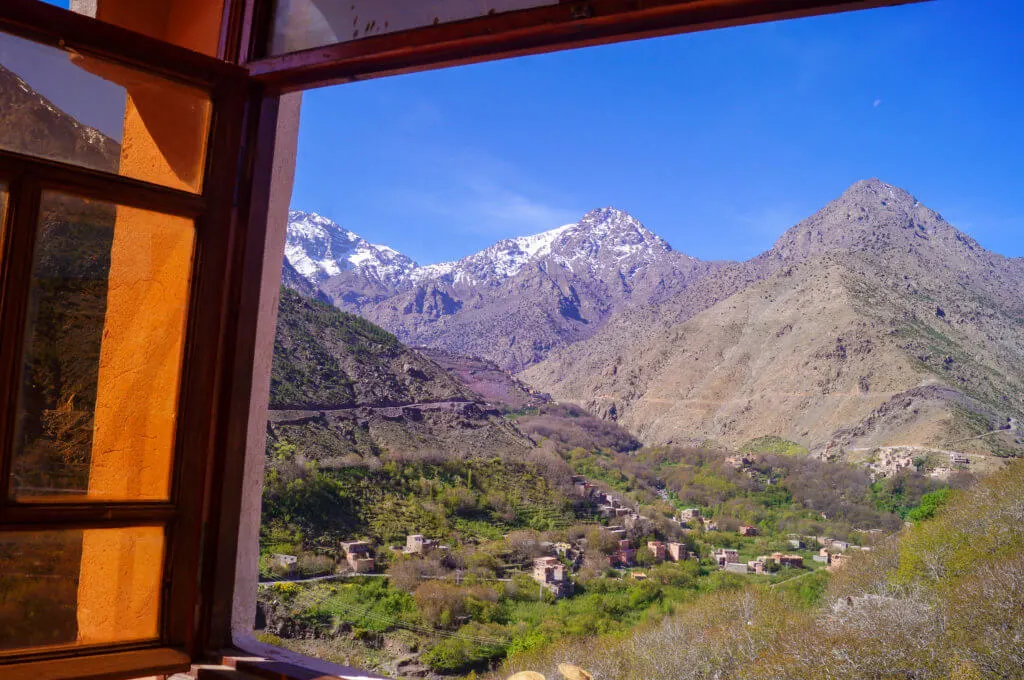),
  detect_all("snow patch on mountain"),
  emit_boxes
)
[411,223,575,286]
[285,211,418,287]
